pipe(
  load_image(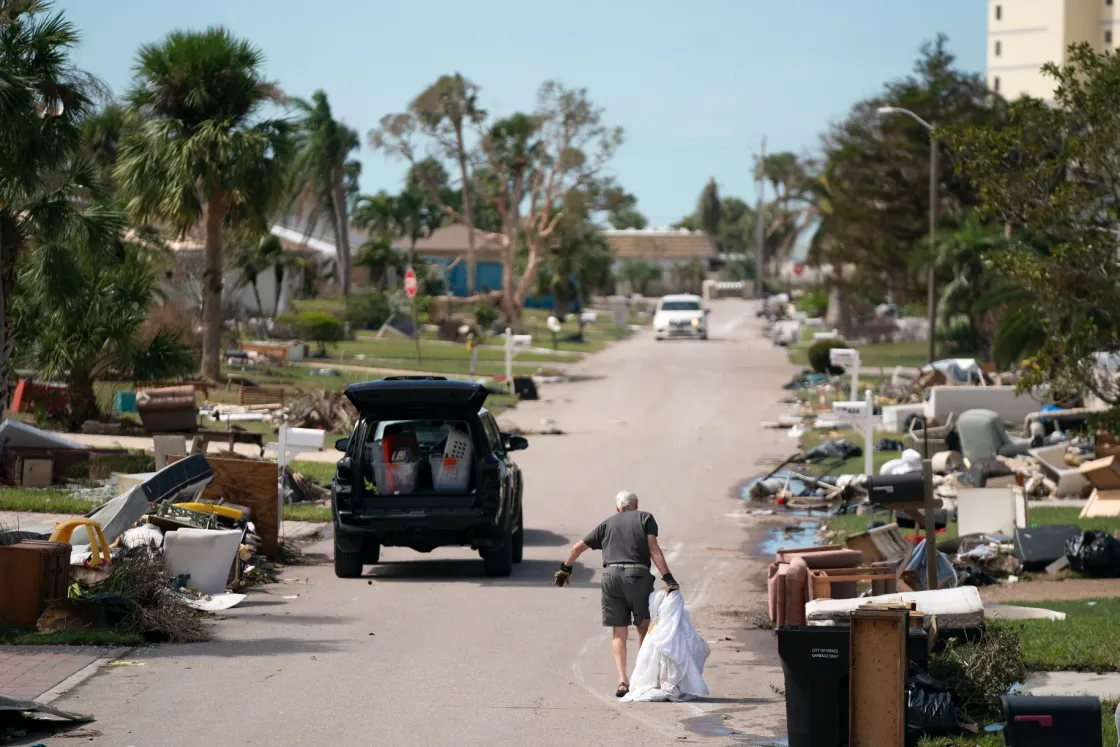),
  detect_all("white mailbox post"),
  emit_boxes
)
[504,329,534,390]
[829,347,862,402]
[832,389,875,476]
